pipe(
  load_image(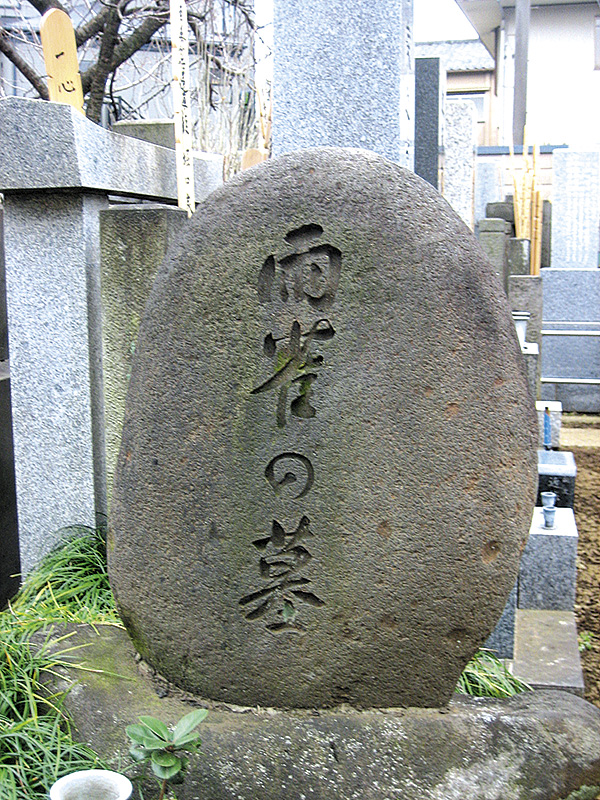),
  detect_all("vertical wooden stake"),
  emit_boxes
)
[40,9,84,113]
[170,0,195,216]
